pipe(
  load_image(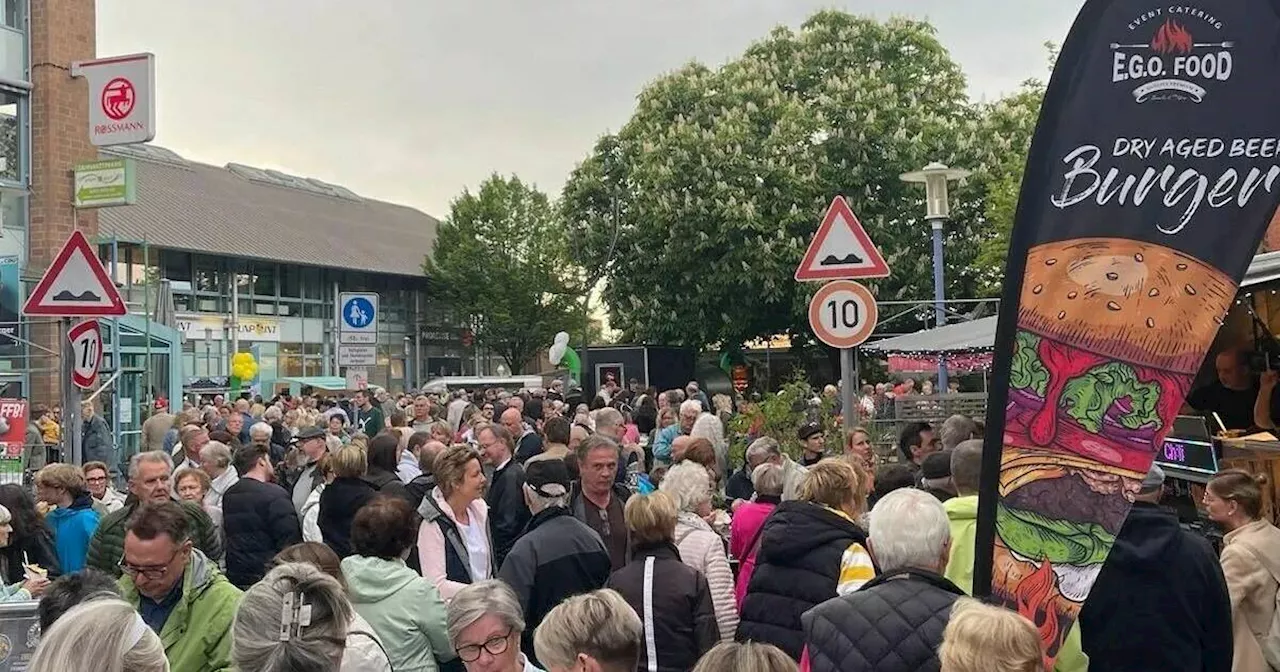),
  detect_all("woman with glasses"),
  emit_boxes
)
[83,460,126,515]
[448,580,543,672]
